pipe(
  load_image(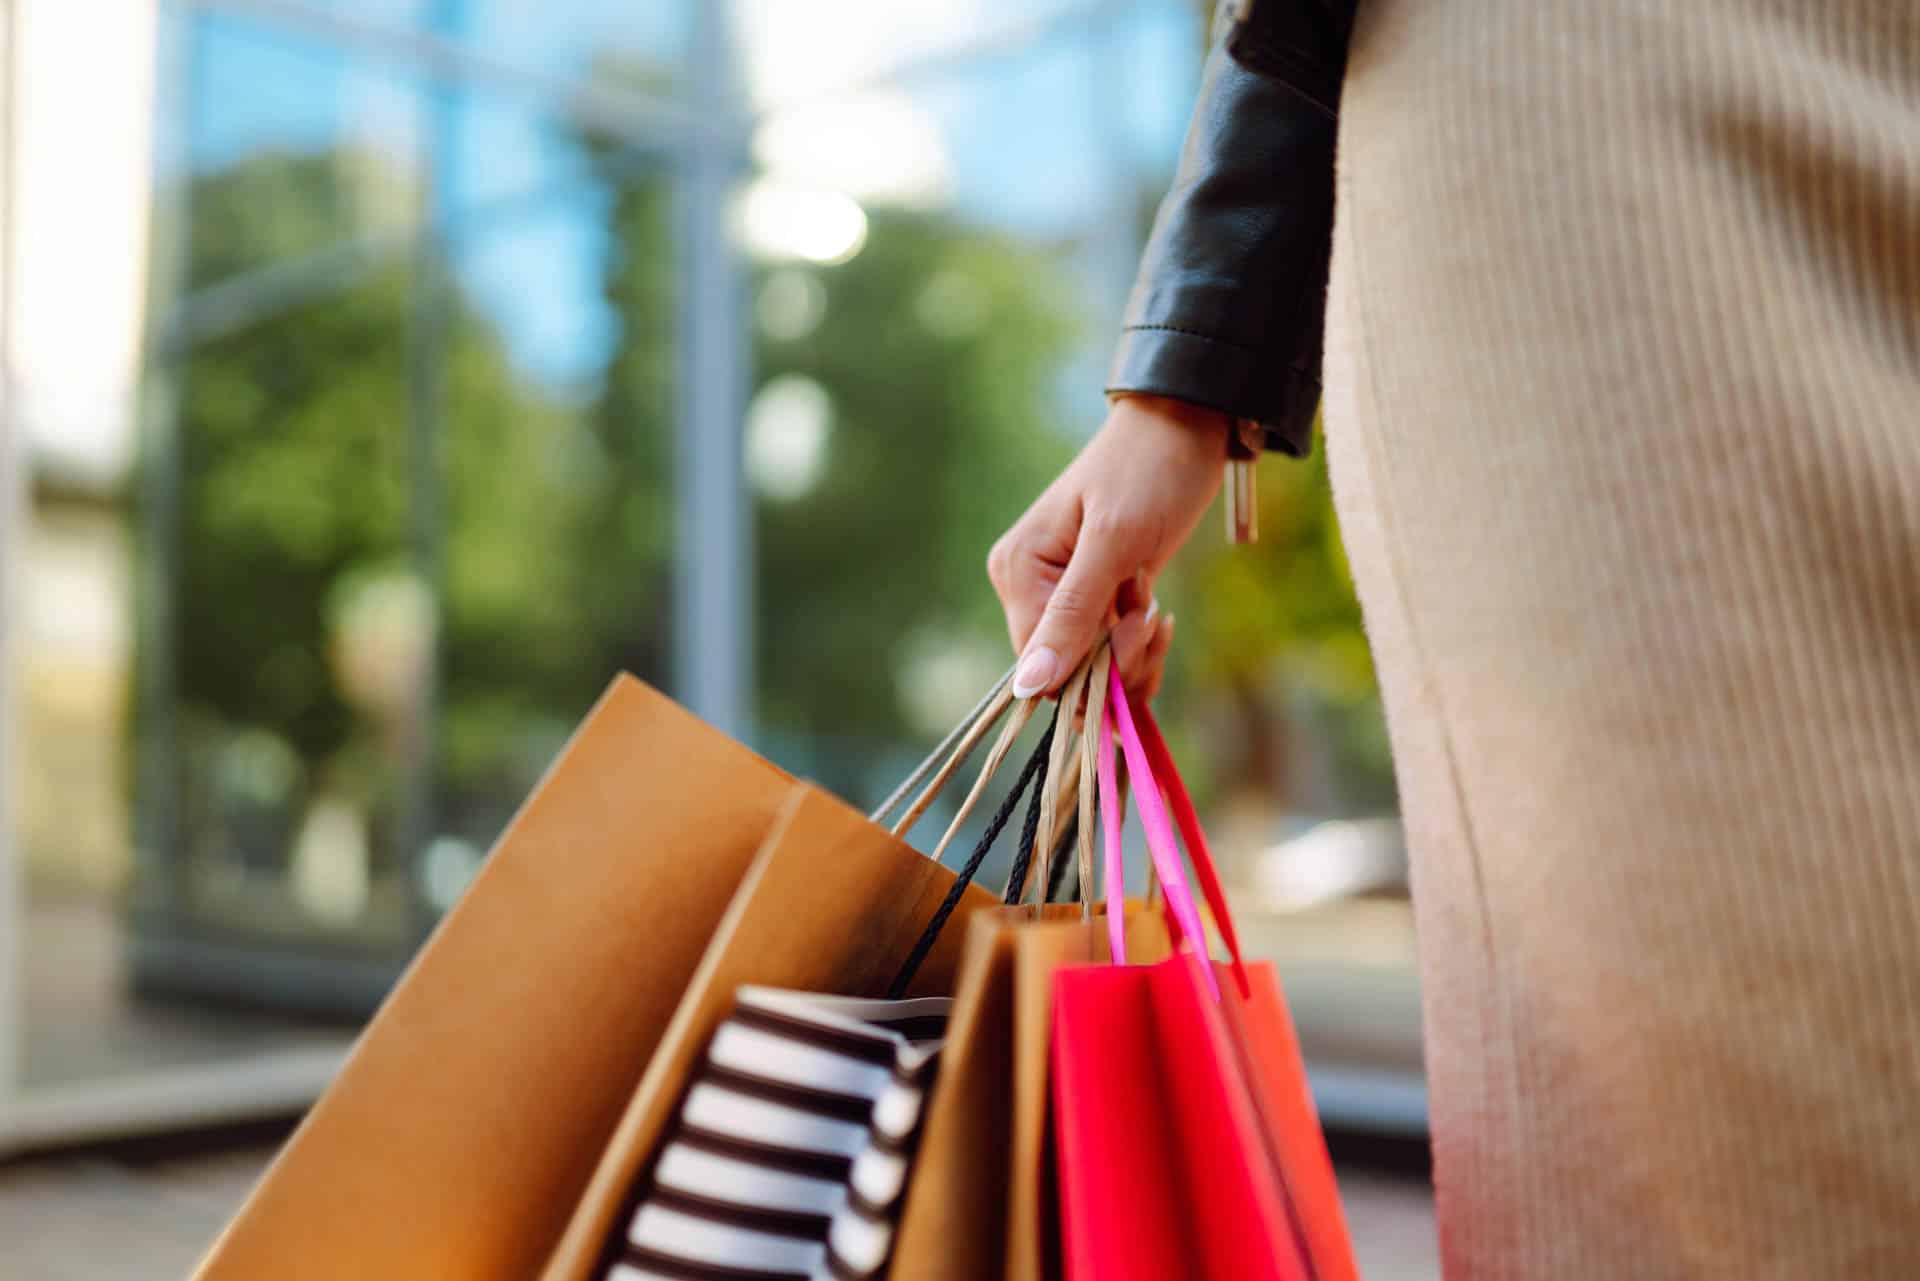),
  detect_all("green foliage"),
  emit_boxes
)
[175,153,415,769]
[169,149,638,863]
[1162,423,1395,812]
[746,210,1077,766]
